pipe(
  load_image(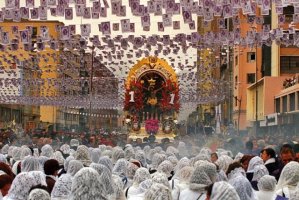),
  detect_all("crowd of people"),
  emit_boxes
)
[0,131,298,199]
